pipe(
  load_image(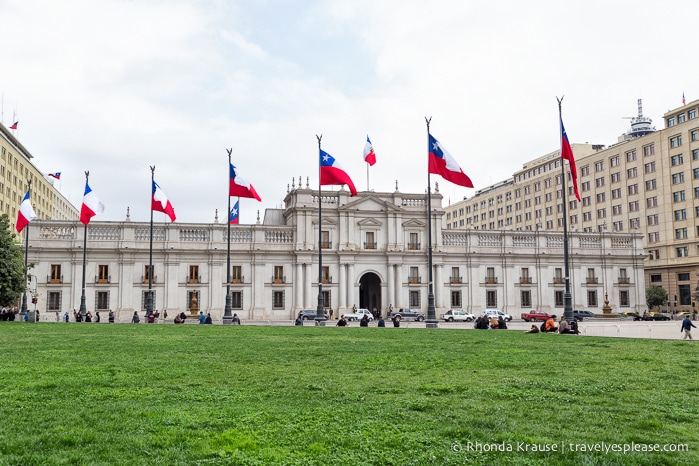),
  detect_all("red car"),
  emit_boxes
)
[521,310,552,322]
